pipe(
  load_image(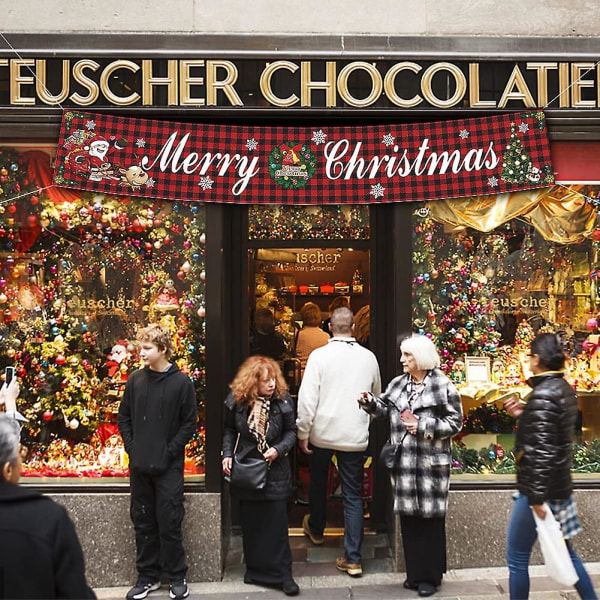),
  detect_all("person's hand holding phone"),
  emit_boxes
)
[0,368,19,413]
[401,409,419,435]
